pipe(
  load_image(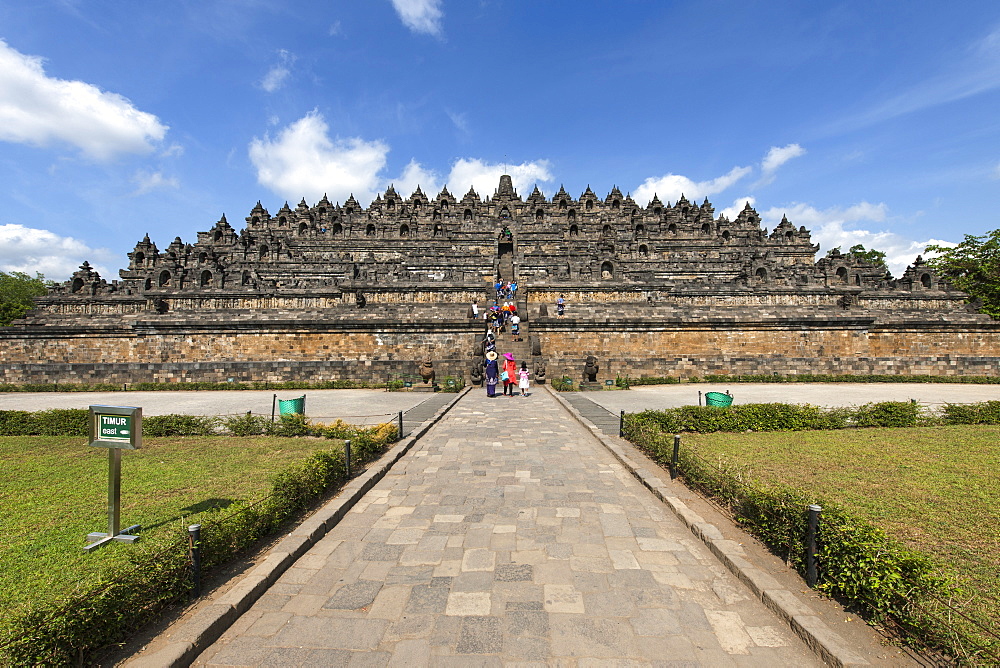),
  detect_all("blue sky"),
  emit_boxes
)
[1,0,999,280]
